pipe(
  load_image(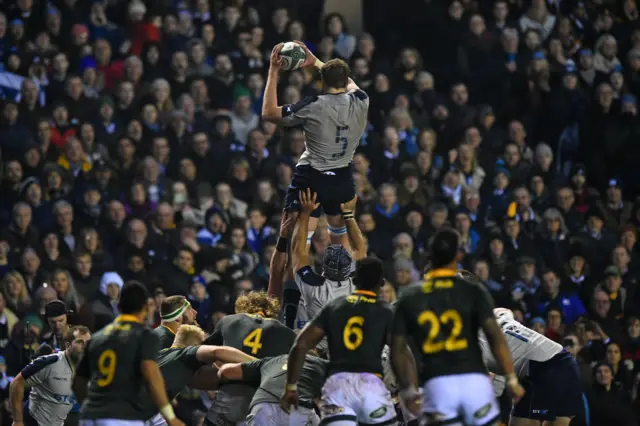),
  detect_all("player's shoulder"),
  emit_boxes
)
[286,95,320,114]
[21,352,62,378]
[455,270,486,291]
[347,88,369,101]
[295,265,325,287]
